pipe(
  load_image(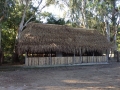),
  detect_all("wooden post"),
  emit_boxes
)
[92,52,94,63]
[50,50,52,64]
[117,51,119,62]
[73,49,75,64]
[25,52,28,66]
[79,48,82,63]
[48,54,52,65]
[0,50,2,65]
[106,50,109,63]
